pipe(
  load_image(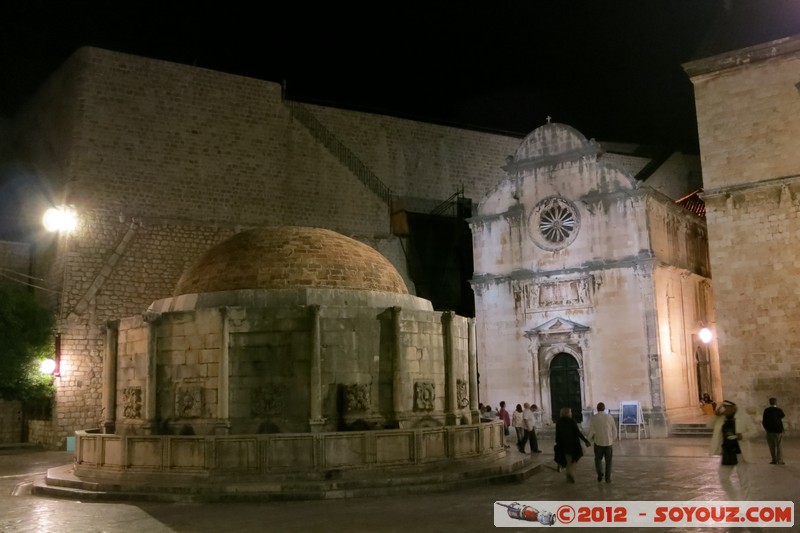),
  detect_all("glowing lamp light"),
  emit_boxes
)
[42,206,78,233]
[40,358,57,375]
[699,327,713,344]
